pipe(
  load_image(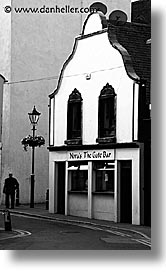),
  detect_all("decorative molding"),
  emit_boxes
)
[82,11,108,35]
[96,137,116,144]
[0,74,8,82]
[100,83,116,98]
[108,26,140,83]
[64,138,82,146]
[68,88,82,102]
[48,142,140,151]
